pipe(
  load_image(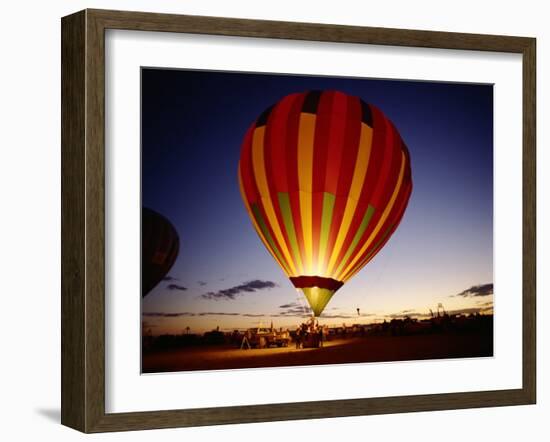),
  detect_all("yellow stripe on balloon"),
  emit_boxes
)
[337,150,406,281]
[252,127,297,276]
[297,113,316,274]
[349,124,373,201]
[325,123,373,278]
[238,165,289,275]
